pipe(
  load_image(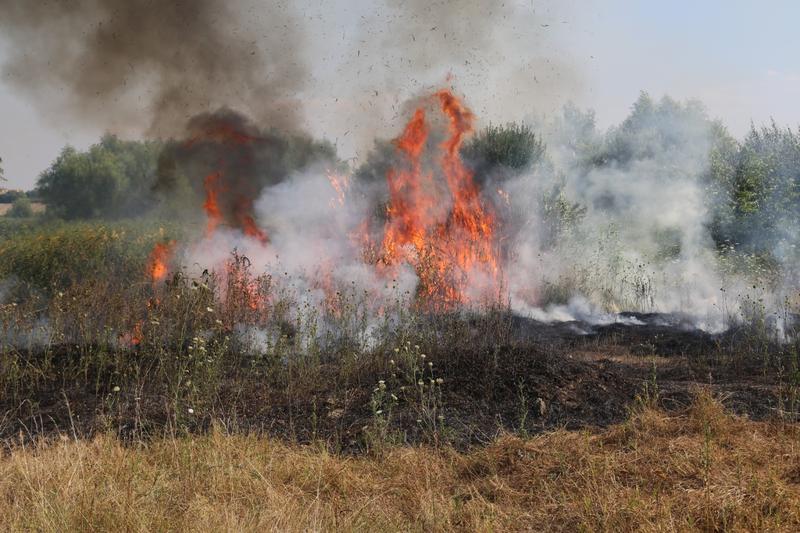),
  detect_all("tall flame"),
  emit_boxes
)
[185,113,270,245]
[326,169,349,208]
[381,89,499,308]
[235,196,269,244]
[203,171,223,237]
